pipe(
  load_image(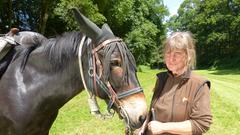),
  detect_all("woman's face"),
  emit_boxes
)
[165,48,187,76]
